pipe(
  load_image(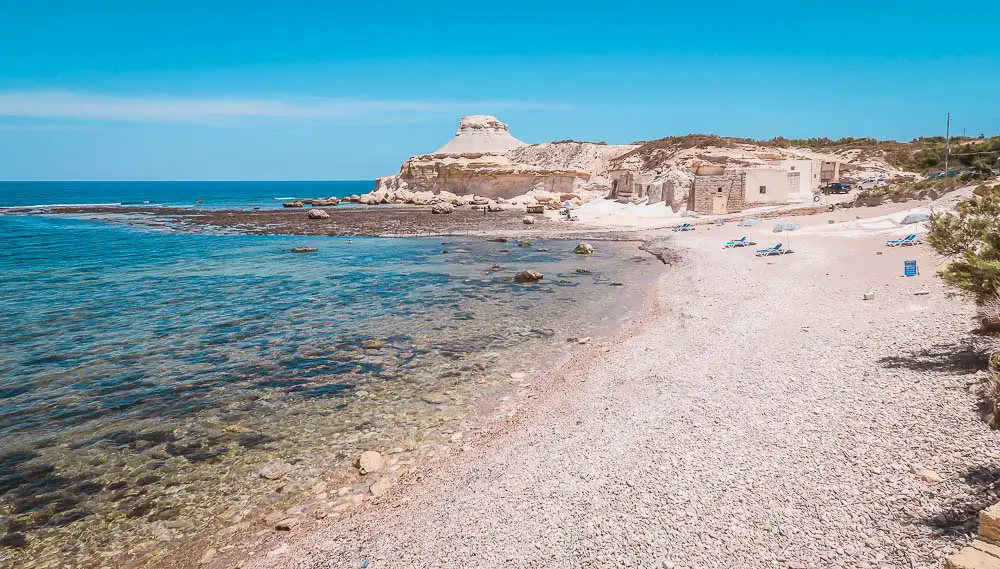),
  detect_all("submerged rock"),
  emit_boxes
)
[290,247,318,253]
[421,392,451,405]
[514,270,543,283]
[574,242,594,255]
[258,461,293,480]
[361,339,385,350]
